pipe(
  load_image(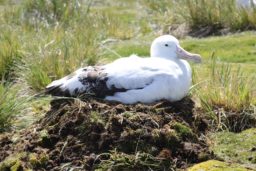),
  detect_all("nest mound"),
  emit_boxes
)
[0,98,212,170]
